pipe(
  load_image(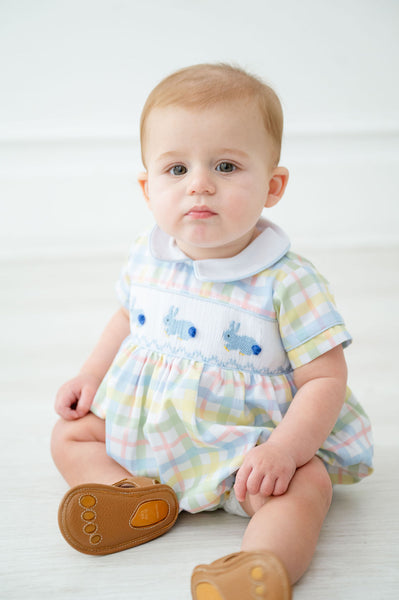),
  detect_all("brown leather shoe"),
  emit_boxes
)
[191,551,292,600]
[58,476,179,555]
